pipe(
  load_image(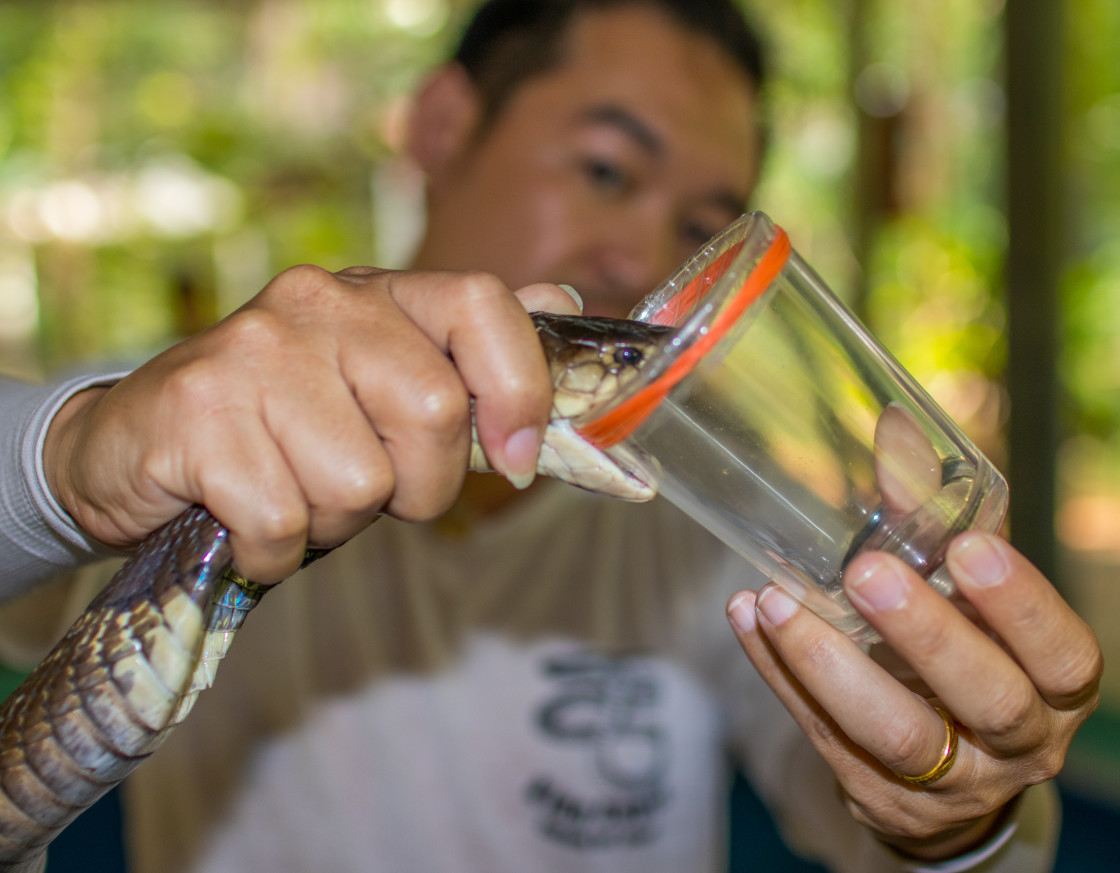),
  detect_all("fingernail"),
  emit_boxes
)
[848,561,908,611]
[727,591,757,633]
[502,426,541,490]
[951,532,1008,587]
[757,586,799,626]
[558,284,584,313]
